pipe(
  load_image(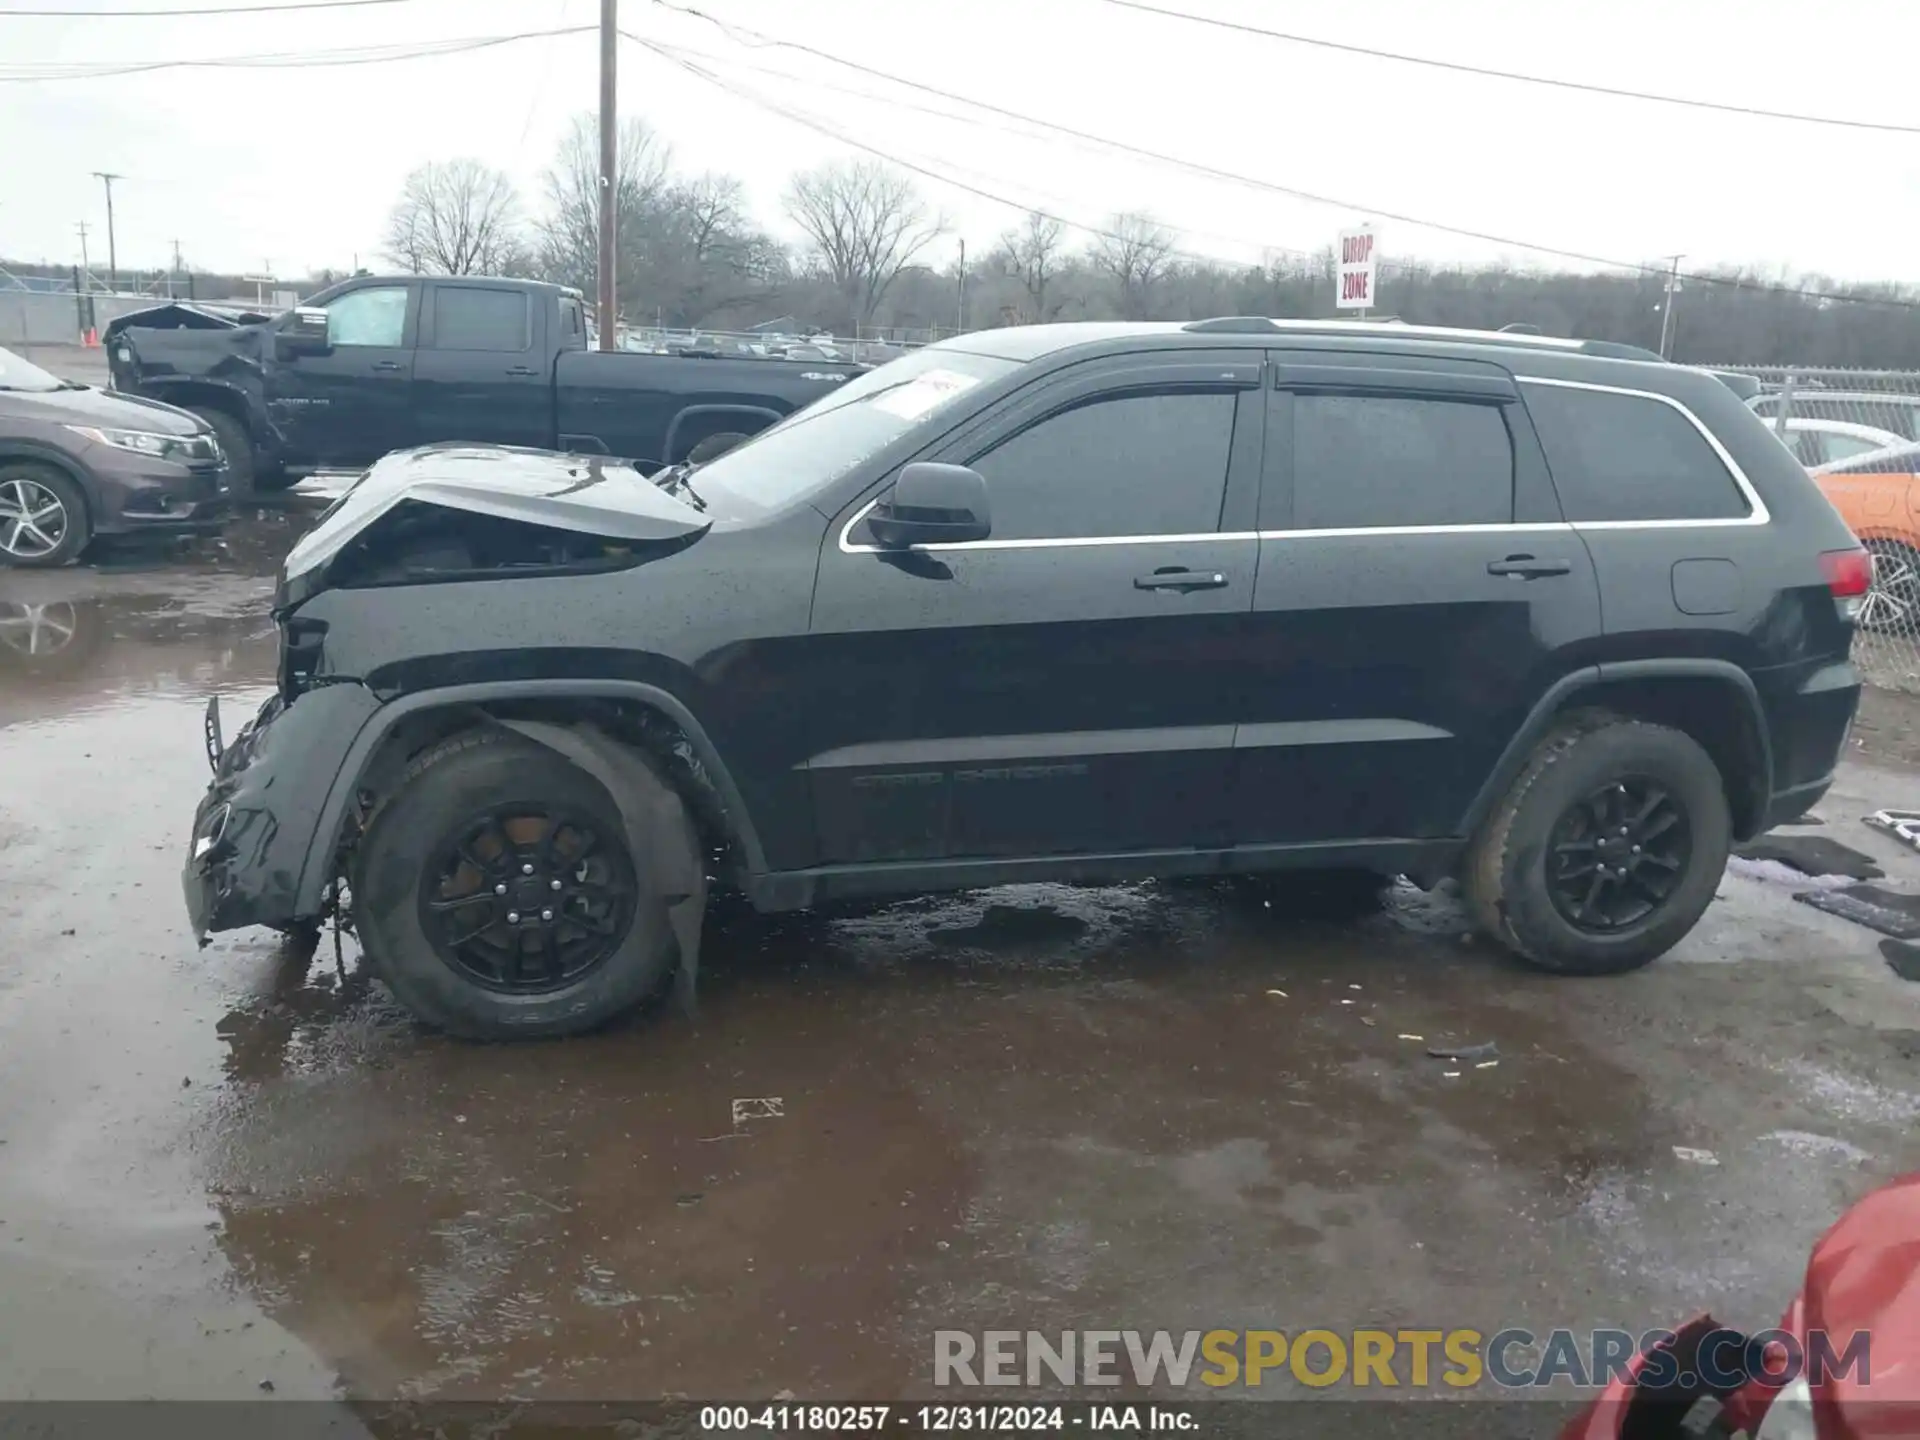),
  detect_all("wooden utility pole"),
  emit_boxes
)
[92,172,122,294]
[596,0,617,350]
